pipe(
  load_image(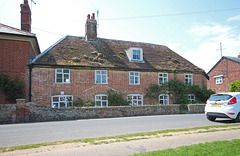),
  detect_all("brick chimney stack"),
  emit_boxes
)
[85,13,97,41]
[20,0,31,32]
